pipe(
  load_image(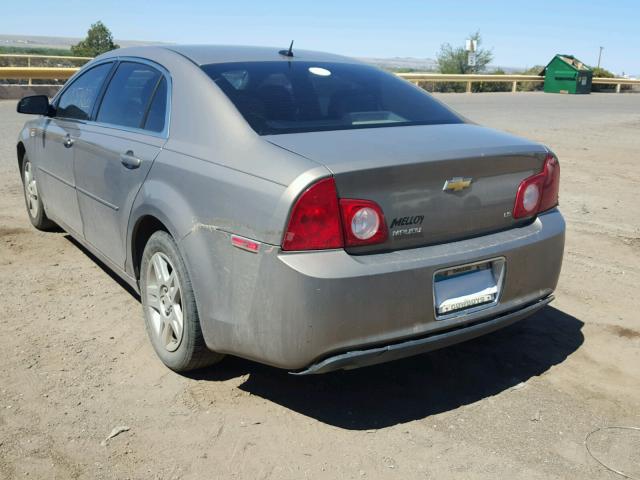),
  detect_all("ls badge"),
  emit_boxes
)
[443,177,472,192]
